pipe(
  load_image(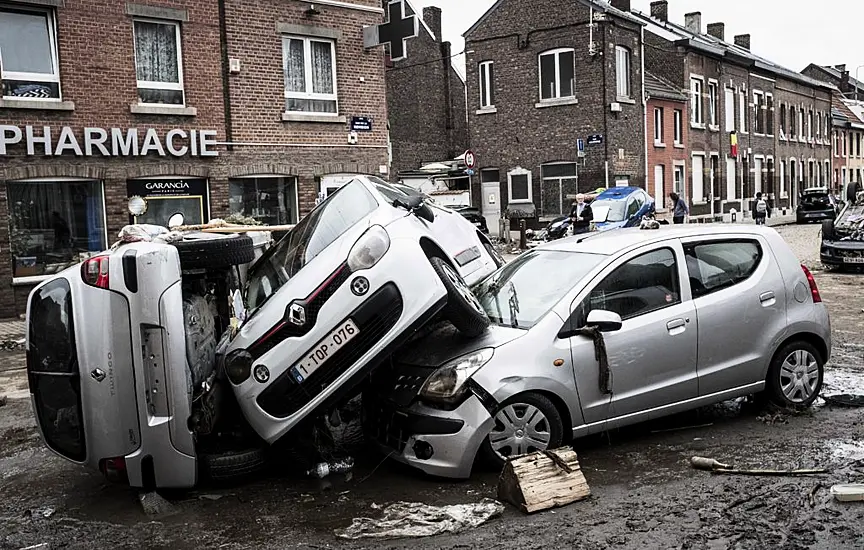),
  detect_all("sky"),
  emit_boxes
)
[411,0,864,81]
